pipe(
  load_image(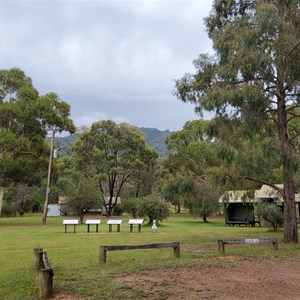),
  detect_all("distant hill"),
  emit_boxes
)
[56,127,171,158]
[139,127,171,157]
